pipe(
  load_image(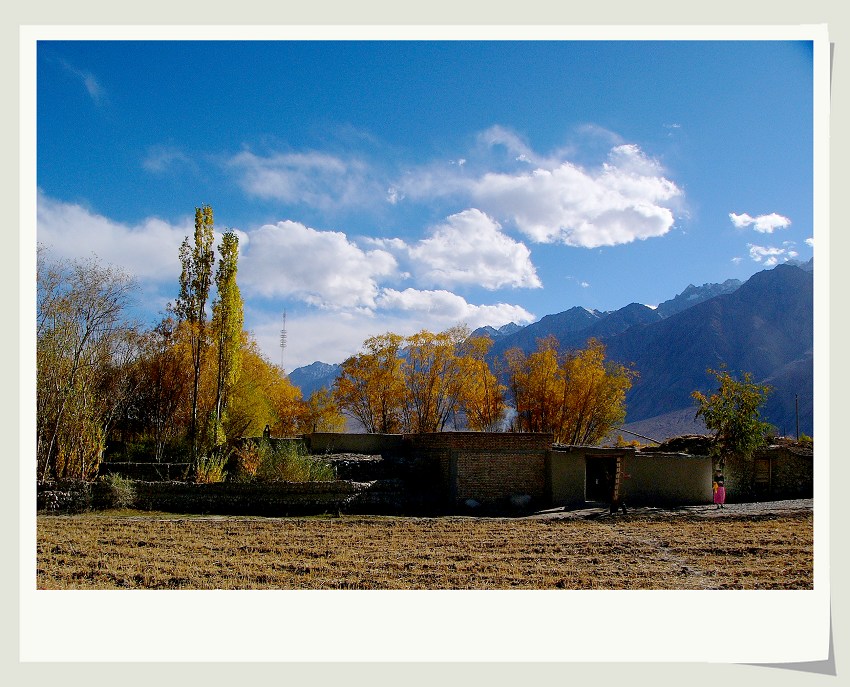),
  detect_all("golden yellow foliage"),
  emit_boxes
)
[505,337,635,445]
